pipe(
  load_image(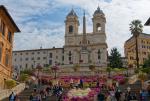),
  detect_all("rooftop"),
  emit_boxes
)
[0,5,20,32]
